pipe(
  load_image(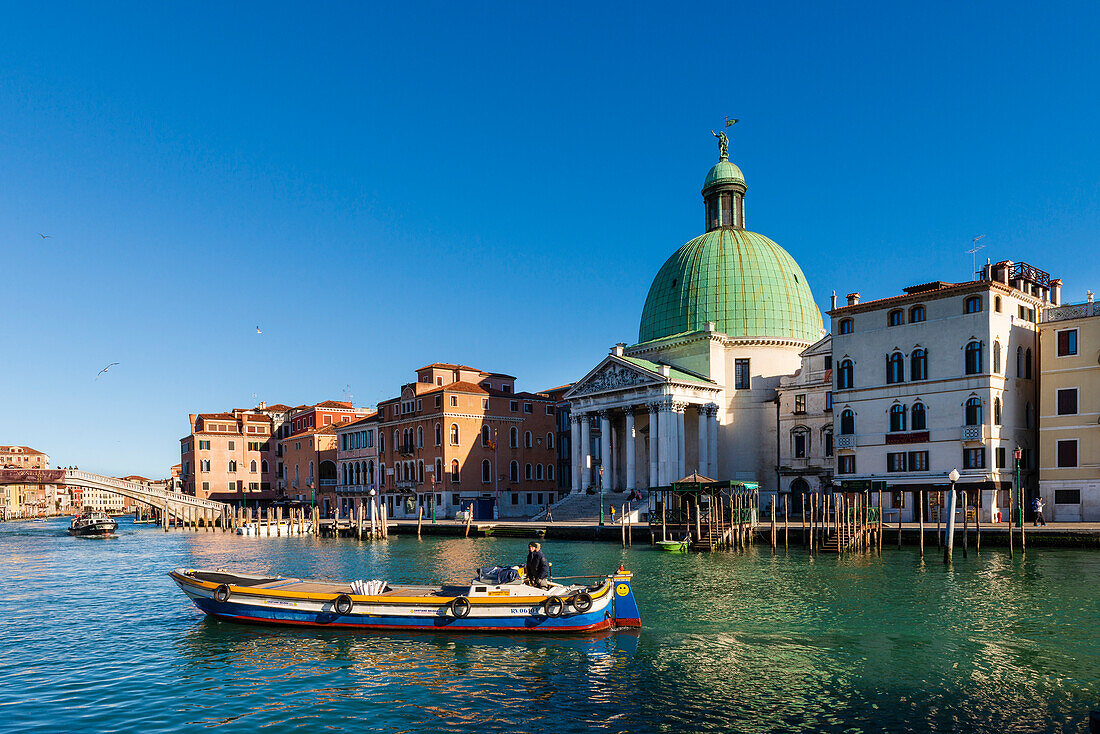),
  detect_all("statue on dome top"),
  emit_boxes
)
[711,129,728,160]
